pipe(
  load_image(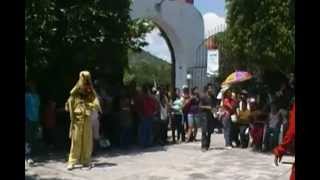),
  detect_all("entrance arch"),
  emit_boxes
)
[130,0,204,89]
